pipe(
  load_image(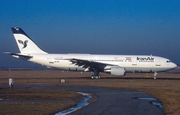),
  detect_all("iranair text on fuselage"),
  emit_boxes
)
[137,57,154,62]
